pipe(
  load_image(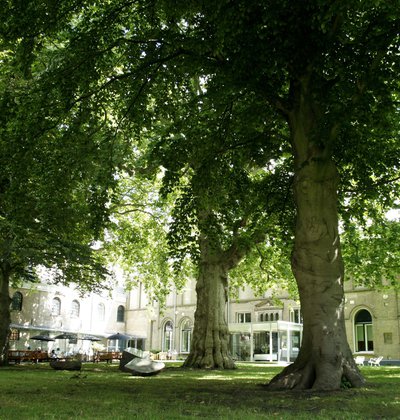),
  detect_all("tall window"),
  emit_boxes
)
[290,308,302,323]
[354,309,374,352]
[182,287,192,305]
[10,292,23,311]
[163,321,173,352]
[98,303,105,321]
[180,319,192,353]
[237,312,251,323]
[117,305,125,322]
[10,328,20,341]
[70,300,80,318]
[51,297,61,316]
